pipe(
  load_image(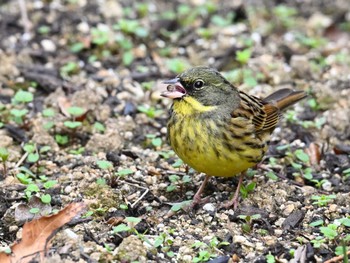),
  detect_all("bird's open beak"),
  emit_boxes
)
[161,78,187,99]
